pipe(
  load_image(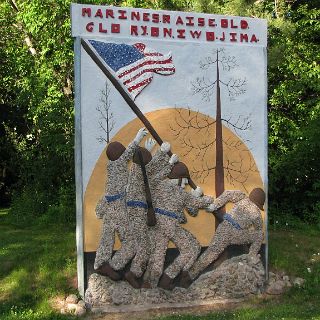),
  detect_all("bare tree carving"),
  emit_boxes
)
[97,81,115,143]
[171,49,256,201]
